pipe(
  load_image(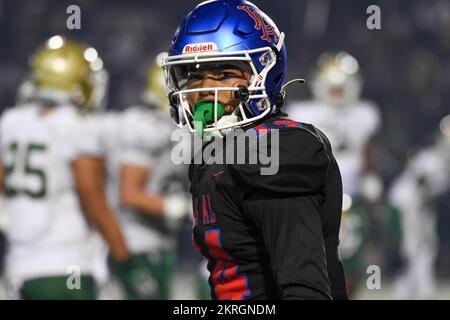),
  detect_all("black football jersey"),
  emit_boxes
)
[190,116,347,300]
